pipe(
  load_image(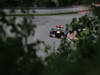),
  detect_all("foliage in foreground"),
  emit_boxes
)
[43,15,100,75]
[1,8,100,75]
[0,10,44,75]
